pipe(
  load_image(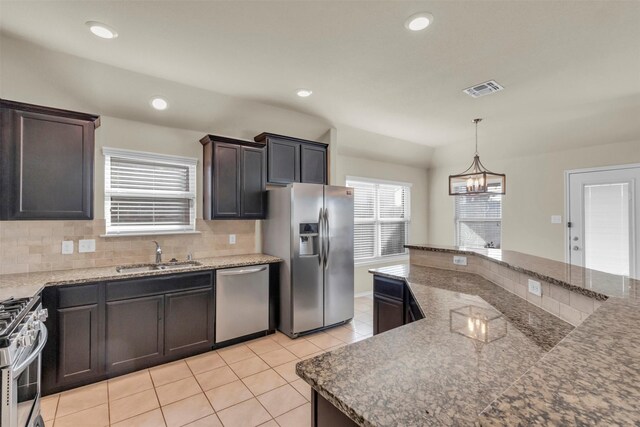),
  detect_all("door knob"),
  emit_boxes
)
[573,246,580,251]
